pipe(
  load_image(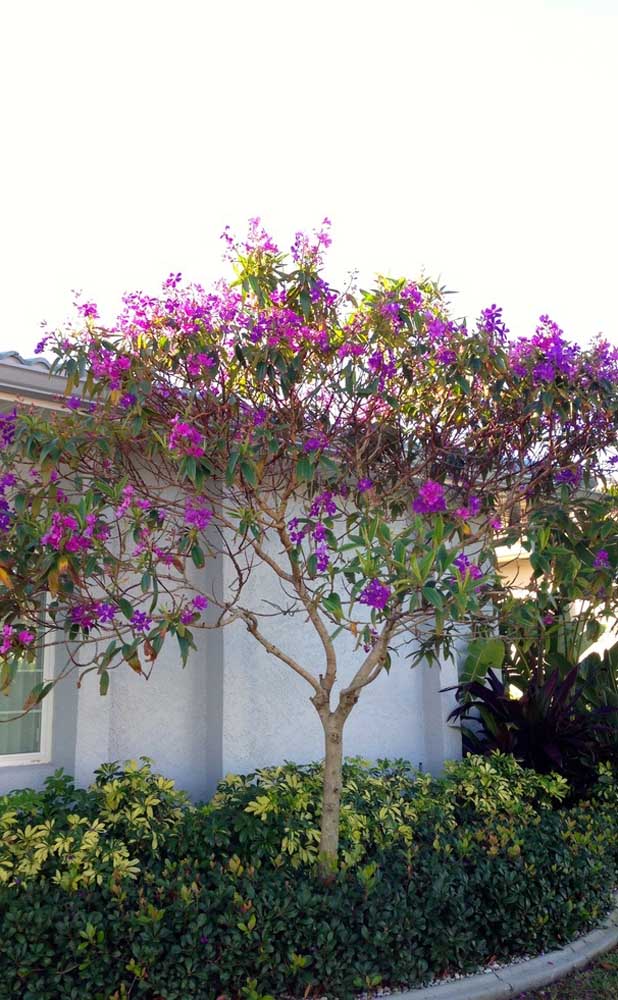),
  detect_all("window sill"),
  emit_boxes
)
[0,752,52,767]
